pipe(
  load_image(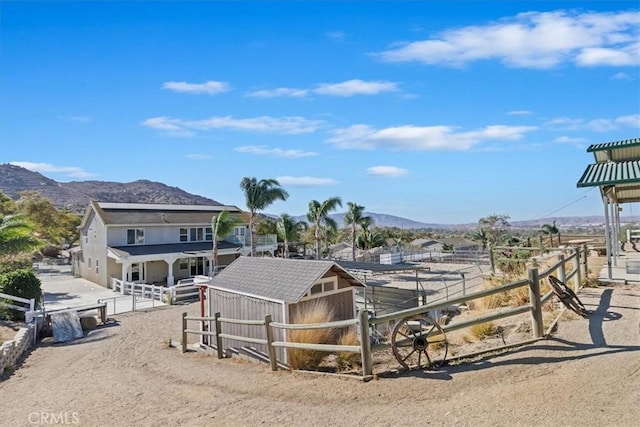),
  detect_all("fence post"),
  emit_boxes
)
[527,267,544,338]
[460,272,466,296]
[264,314,278,371]
[489,248,495,273]
[358,310,373,377]
[214,312,223,359]
[581,244,589,284]
[573,247,581,292]
[181,312,187,353]
[557,254,566,284]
